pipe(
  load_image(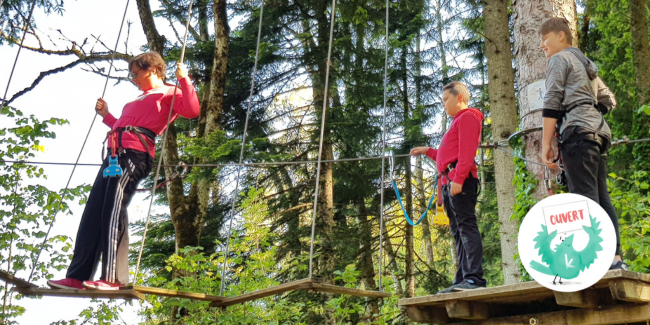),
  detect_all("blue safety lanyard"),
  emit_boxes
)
[389,151,438,226]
